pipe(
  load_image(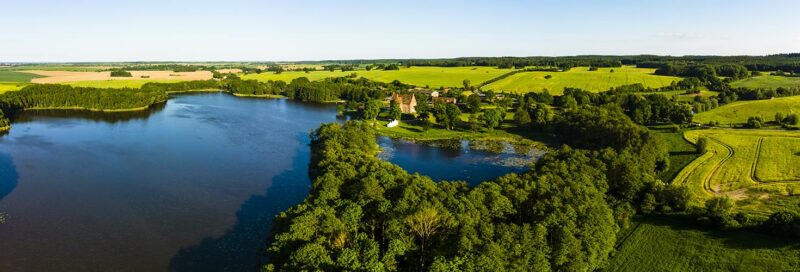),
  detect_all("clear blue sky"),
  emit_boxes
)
[2,0,798,62]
